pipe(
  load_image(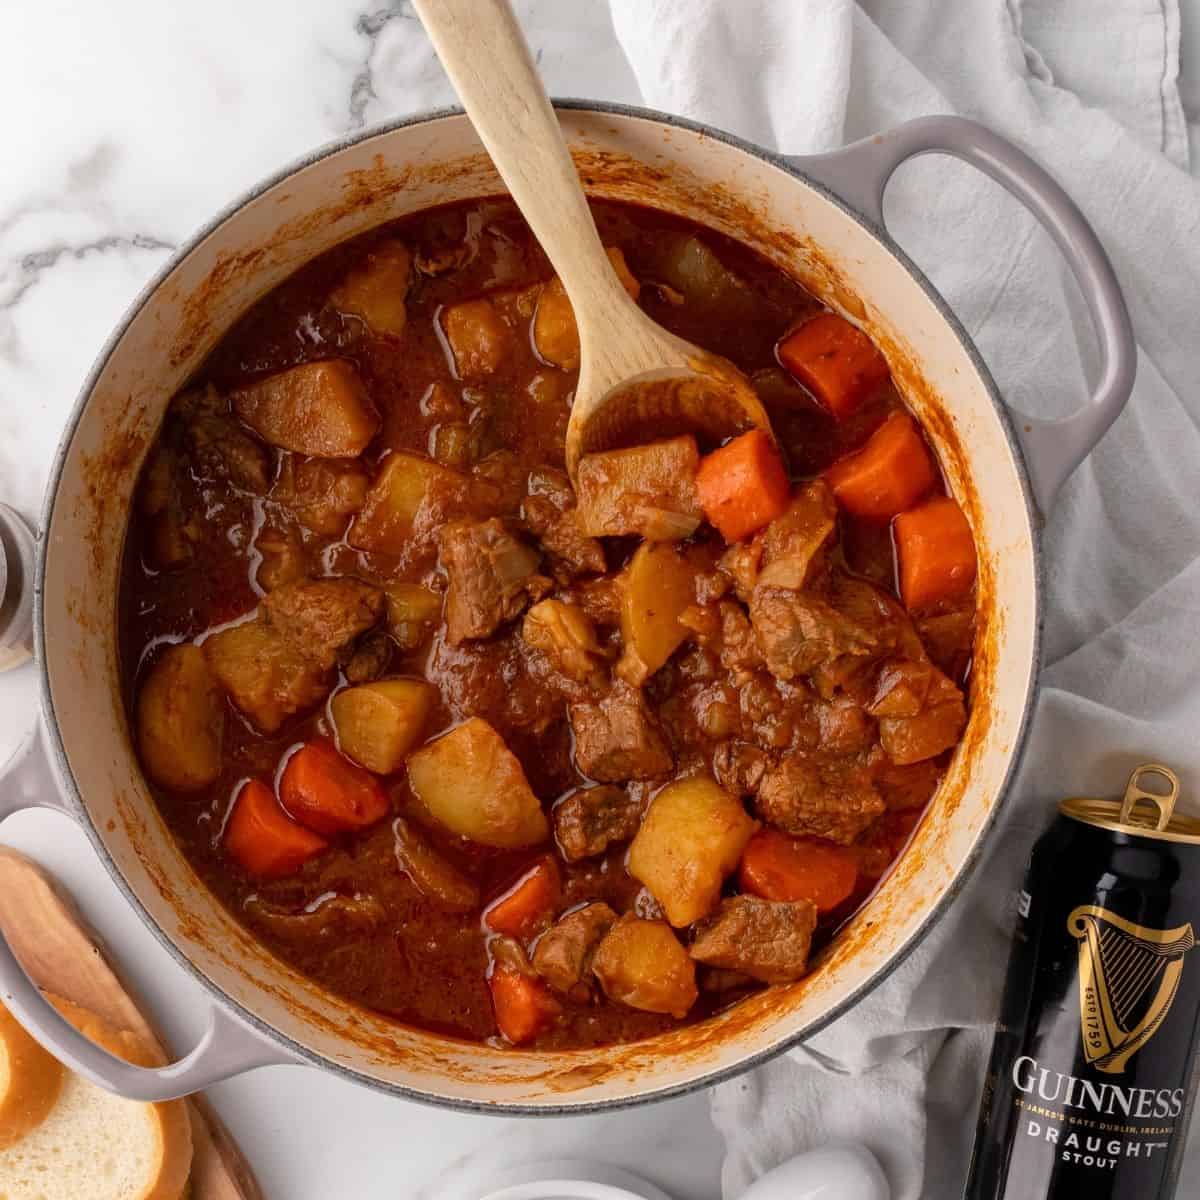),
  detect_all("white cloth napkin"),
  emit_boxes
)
[609,1,1200,1196]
